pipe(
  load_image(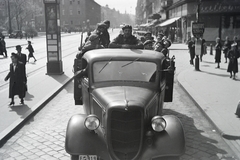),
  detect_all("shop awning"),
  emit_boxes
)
[149,19,159,27]
[156,17,181,27]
